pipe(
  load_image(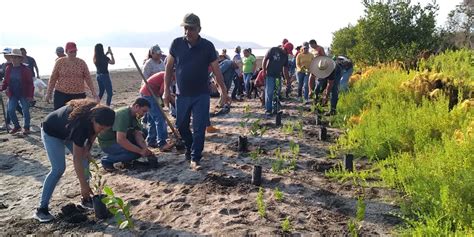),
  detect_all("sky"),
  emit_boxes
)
[1,0,462,48]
